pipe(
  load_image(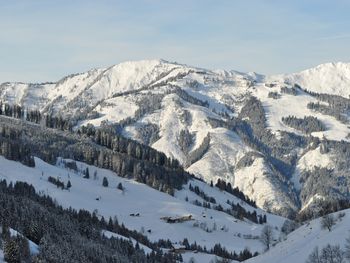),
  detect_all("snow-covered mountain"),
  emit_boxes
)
[271,62,350,97]
[2,59,350,217]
